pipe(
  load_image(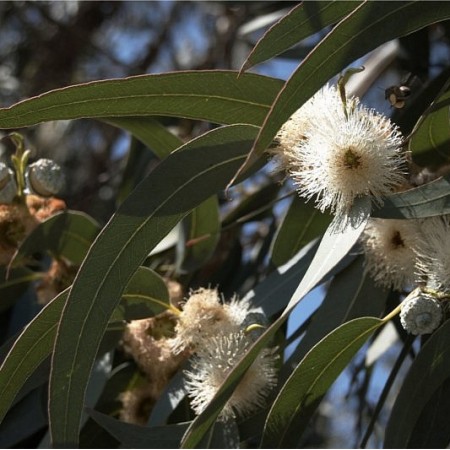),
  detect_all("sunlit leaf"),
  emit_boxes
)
[262,317,384,448]
[0,72,283,129]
